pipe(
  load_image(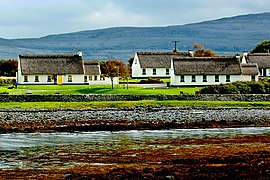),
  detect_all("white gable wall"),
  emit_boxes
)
[131,53,141,78]
[132,53,170,78]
